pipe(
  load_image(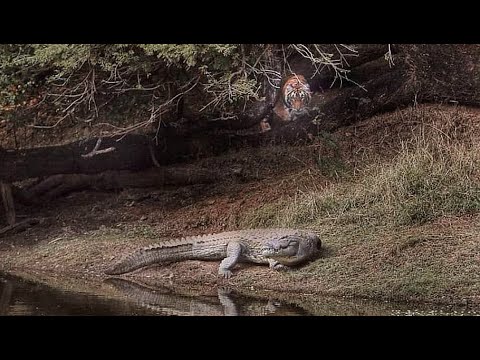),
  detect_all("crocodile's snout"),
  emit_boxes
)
[262,232,321,266]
